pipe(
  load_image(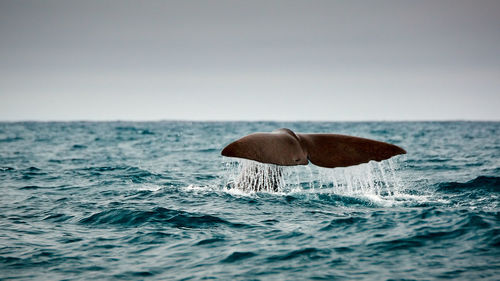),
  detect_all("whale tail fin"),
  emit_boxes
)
[298,134,406,168]
[221,129,309,166]
[221,129,406,168]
